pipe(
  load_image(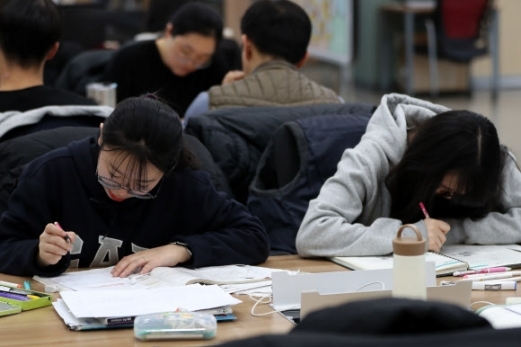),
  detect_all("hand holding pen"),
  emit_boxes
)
[37,222,75,267]
[419,202,450,253]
